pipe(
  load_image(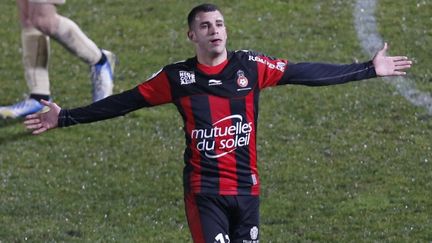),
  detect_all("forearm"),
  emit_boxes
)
[282,61,377,86]
[58,87,149,127]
